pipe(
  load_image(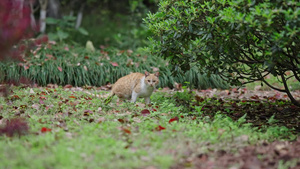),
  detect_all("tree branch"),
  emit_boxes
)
[280,73,300,107]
